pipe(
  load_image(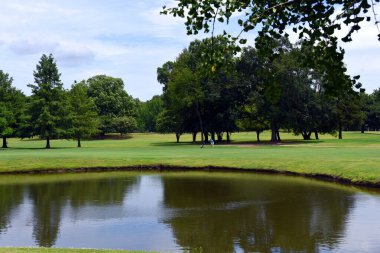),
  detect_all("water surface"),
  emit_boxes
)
[0,171,379,253]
